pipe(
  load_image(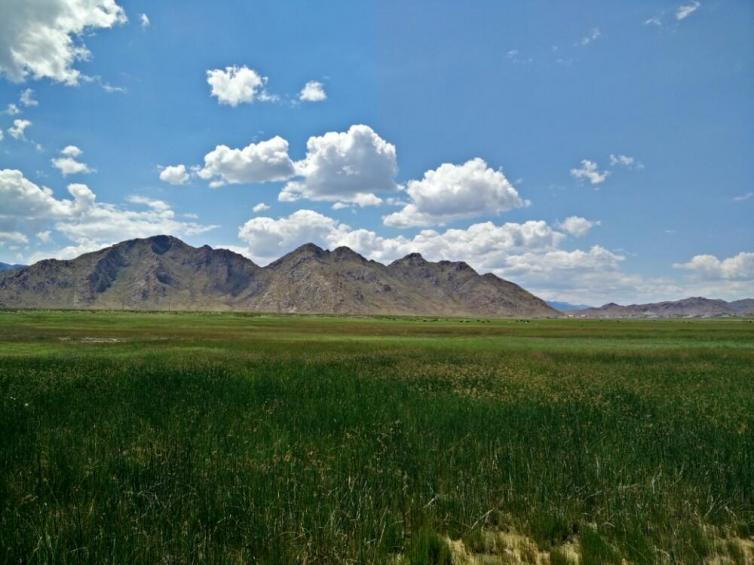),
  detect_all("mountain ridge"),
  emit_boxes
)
[570,296,754,319]
[0,235,556,317]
